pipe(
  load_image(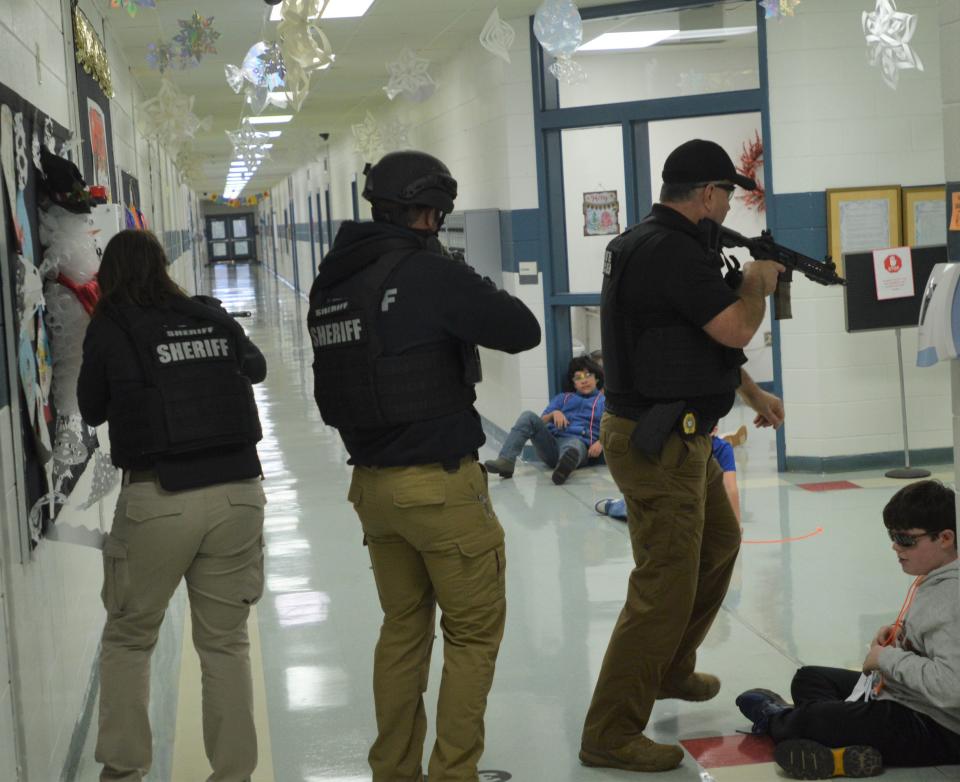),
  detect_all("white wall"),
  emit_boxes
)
[0,1,199,778]
[767,0,948,461]
[944,1,960,186]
